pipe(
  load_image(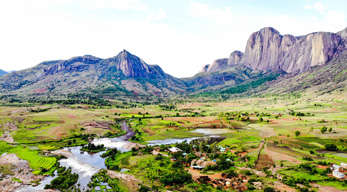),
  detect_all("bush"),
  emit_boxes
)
[325,143,338,151]
[264,187,276,192]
